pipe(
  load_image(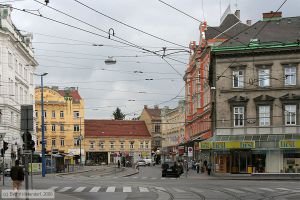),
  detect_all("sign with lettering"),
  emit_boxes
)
[240,141,255,149]
[279,140,300,149]
[213,141,226,149]
[200,142,212,149]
